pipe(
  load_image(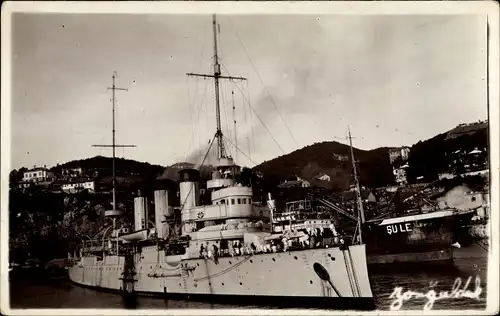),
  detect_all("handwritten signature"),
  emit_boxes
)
[388,276,483,310]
